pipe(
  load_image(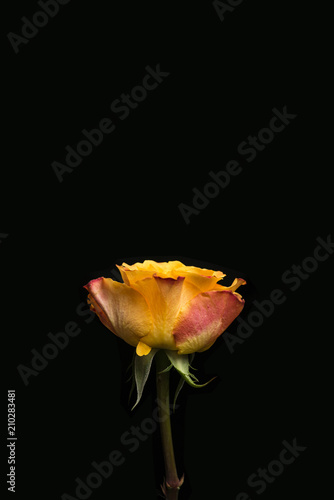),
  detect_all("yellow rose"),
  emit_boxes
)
[84,260,246,356]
